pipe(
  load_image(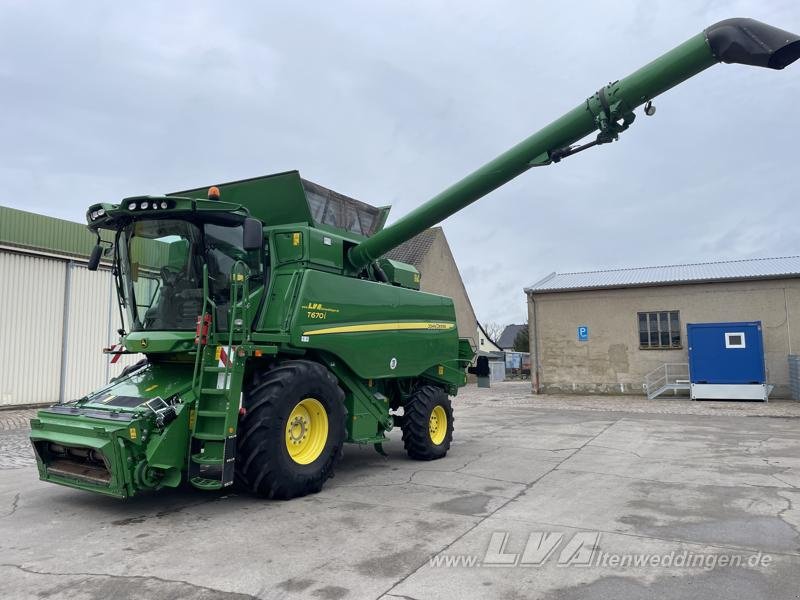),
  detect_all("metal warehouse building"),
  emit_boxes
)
[0,206,139,407]
[525,257,800,398]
